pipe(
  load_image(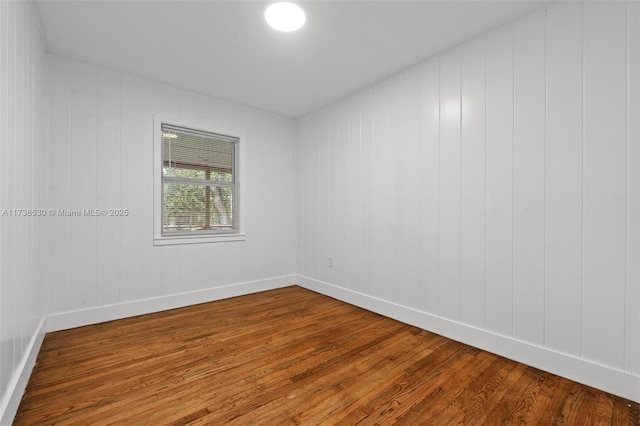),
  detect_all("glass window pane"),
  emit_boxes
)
[163,165,233,182]
[163,166,207,180]
[163,183,234,233]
